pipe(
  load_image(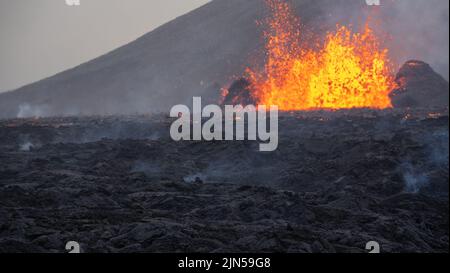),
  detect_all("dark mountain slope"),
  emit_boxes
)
[0,0,447,118]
